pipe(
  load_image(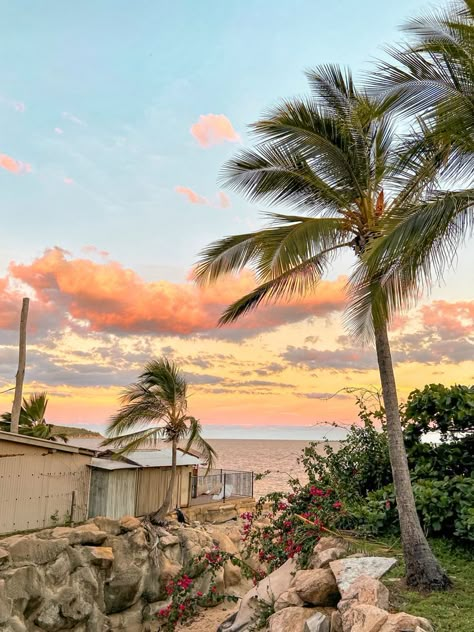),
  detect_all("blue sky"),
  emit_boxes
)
[1,0,438,277]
